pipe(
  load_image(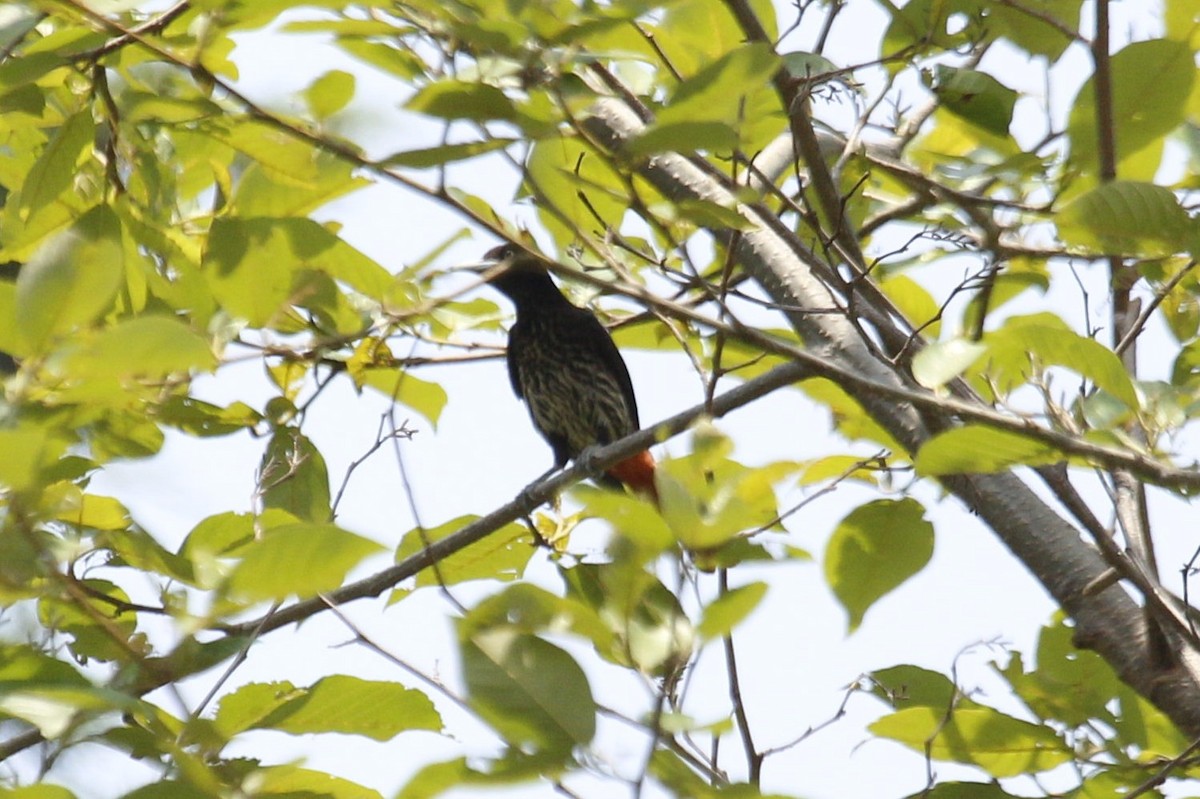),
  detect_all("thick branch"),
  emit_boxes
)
[0,361,809,764]
[580,97,1200,734]
[227,362,808,636]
